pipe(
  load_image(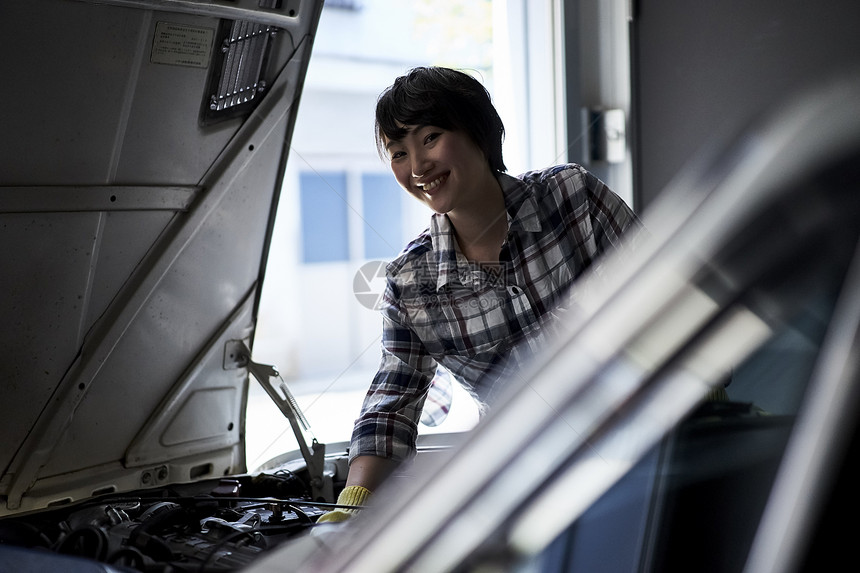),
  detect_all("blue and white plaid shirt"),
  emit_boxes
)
[350,164,641,463]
